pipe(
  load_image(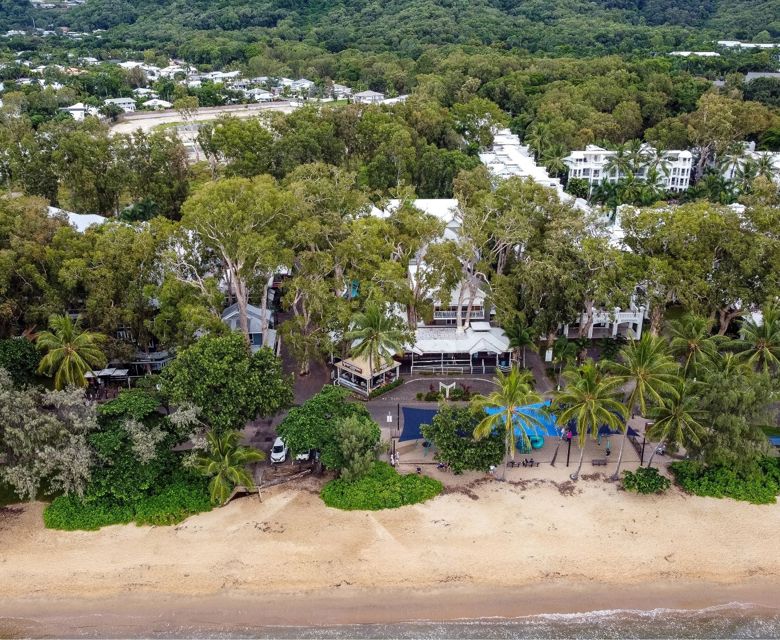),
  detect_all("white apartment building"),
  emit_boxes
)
[564,144,693,192]
[719,142,780,183]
